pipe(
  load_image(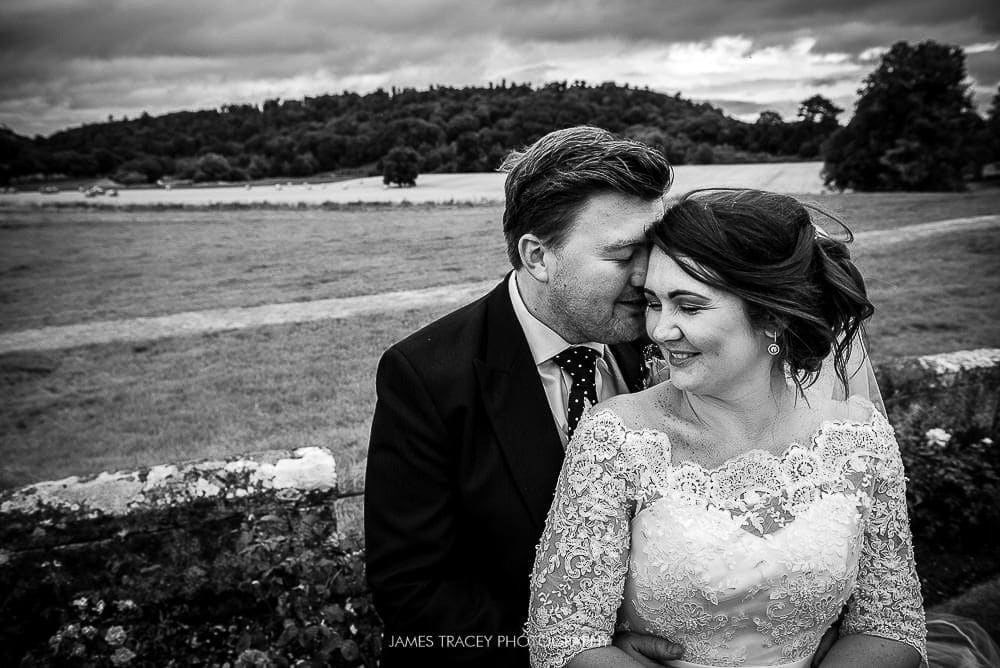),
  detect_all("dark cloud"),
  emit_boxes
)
[808,76,854,88]
[486,0,998,52]
[1,0,997,136]
[4,0,995,62]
